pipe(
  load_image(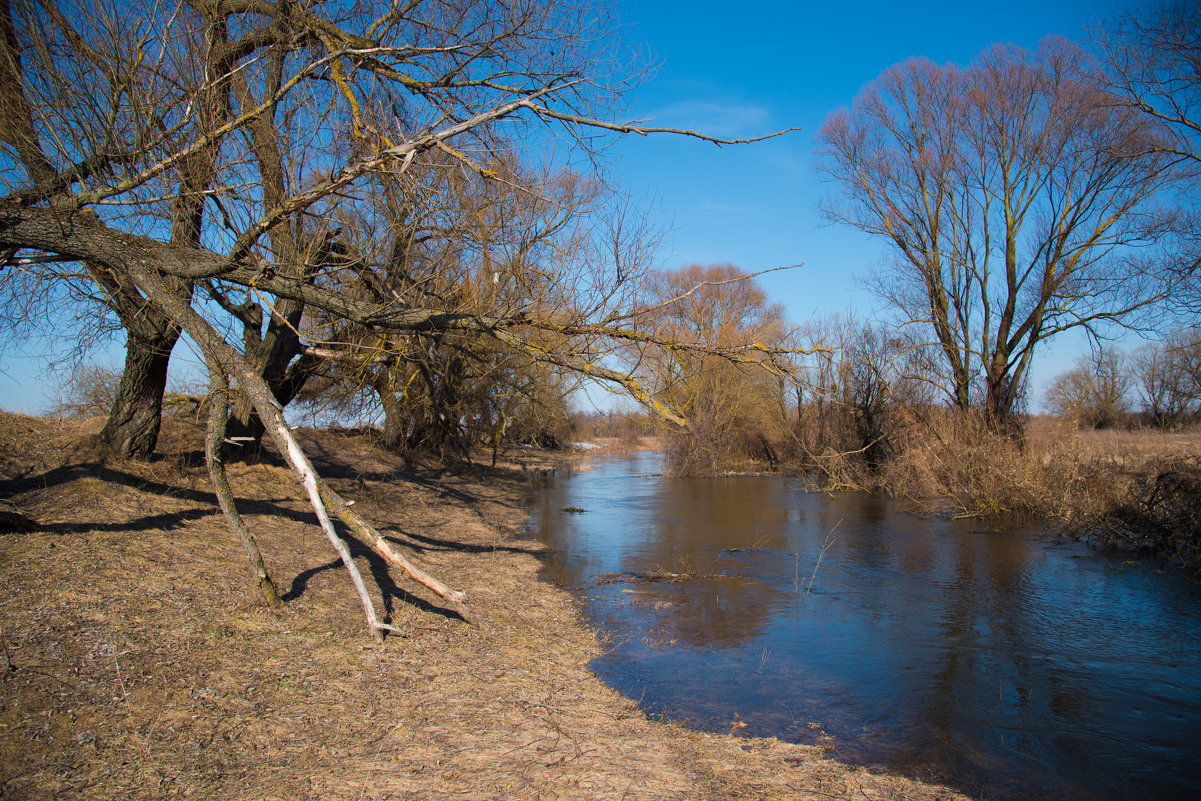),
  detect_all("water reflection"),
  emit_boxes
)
[527,451,1201,801]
